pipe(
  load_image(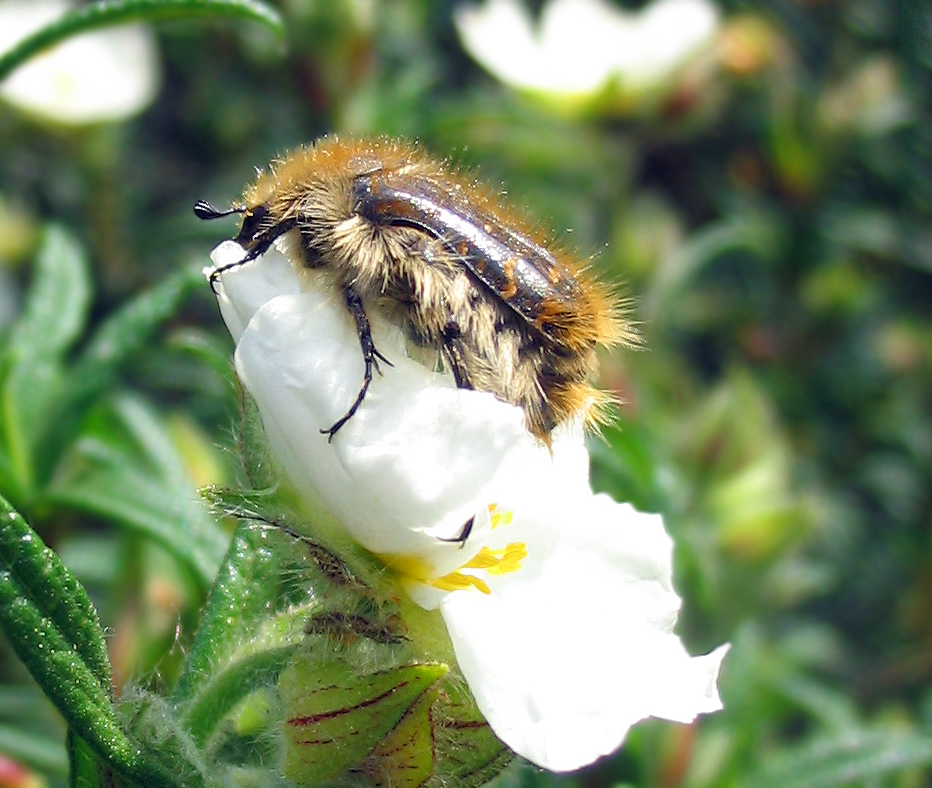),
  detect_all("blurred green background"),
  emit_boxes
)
[1,0,931,786]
